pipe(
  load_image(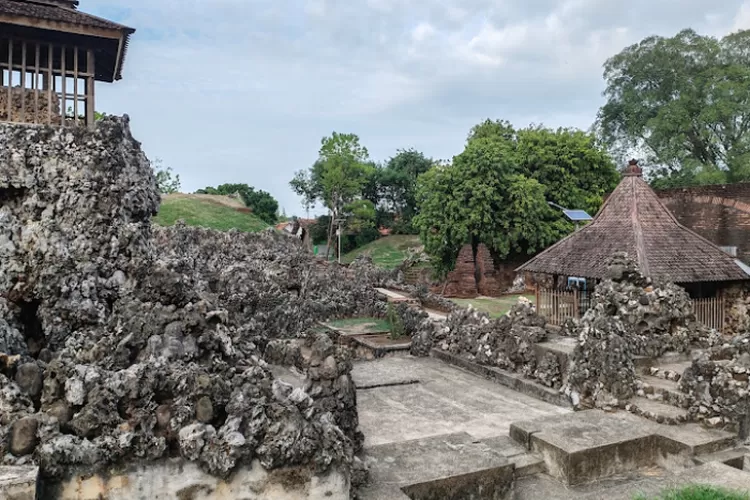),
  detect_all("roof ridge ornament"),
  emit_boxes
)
[623,159,643,177]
